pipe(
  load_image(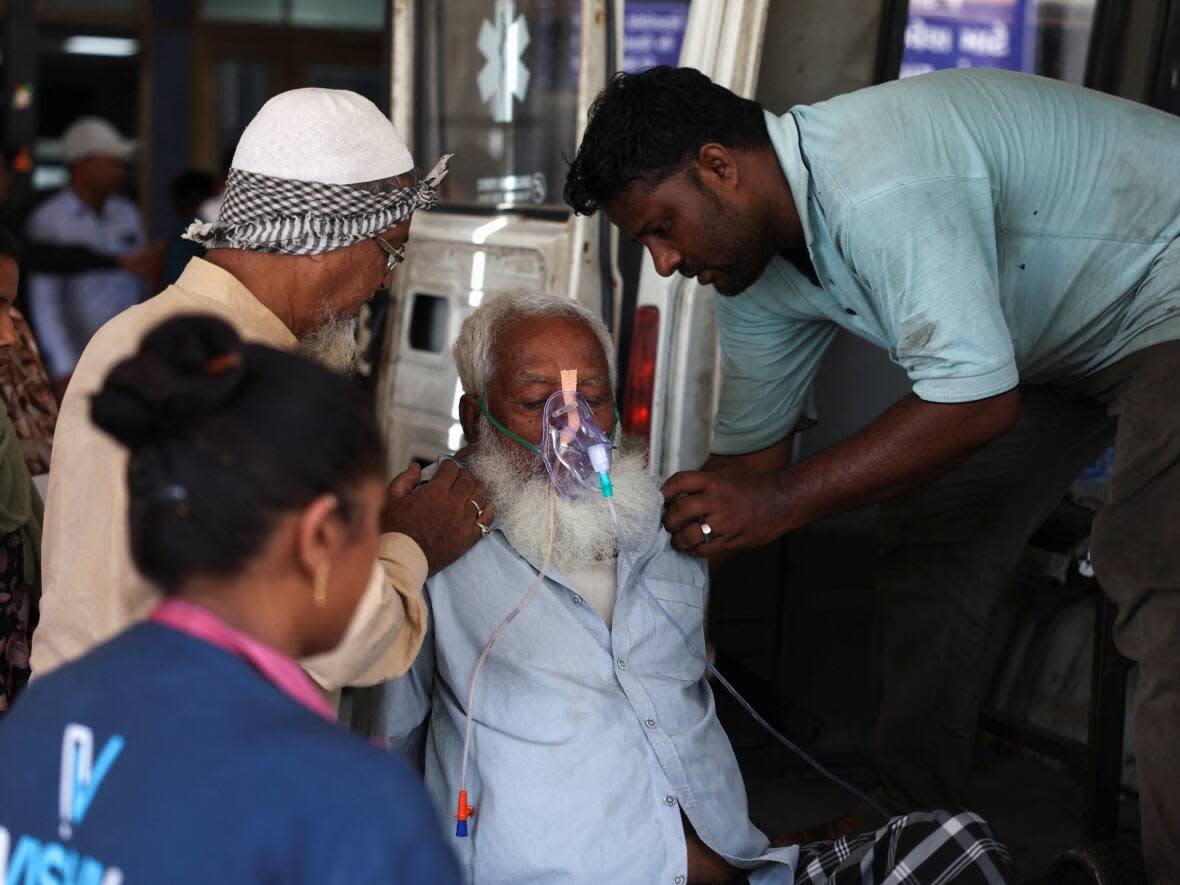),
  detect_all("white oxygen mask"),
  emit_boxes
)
[541,387,614,501]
